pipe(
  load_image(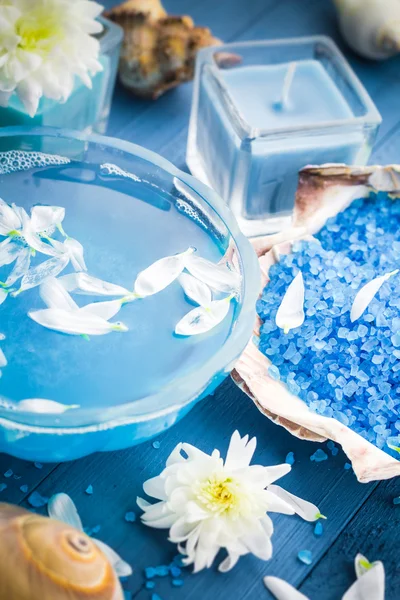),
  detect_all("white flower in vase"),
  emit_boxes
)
[0,0,104,117]
[138,431,322,573]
